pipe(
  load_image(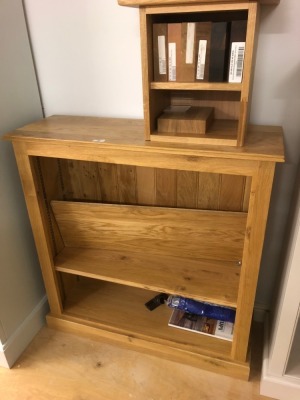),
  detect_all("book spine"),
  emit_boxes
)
[181,22,196,82]
[209,21,230,82]
[195,21,211,82]
[153,23,168,82]
[168,23,182,82]
[228,20,247,83]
